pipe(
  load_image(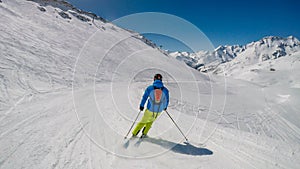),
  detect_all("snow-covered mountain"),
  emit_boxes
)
[1,0,300,169]
[169,36,300,74]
